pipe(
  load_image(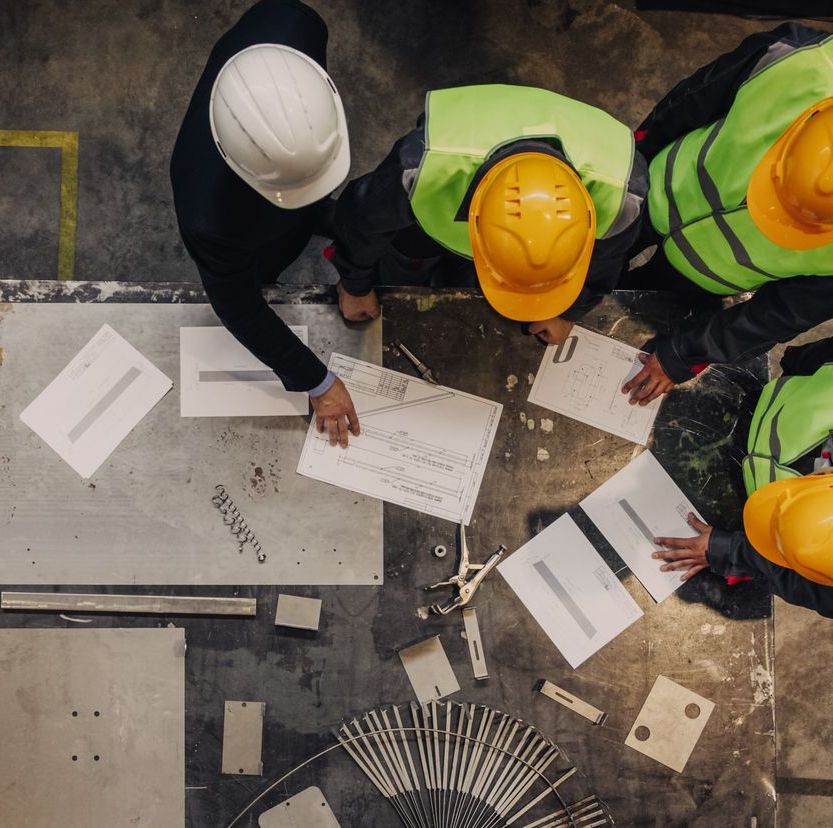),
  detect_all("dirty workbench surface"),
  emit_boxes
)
[0,281,774,827]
